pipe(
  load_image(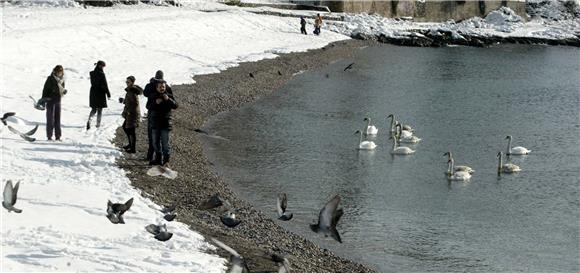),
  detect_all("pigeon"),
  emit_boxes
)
[106,198,133,224]
[277,70,282,76]
[6,125,36,142]
[1,112,15,126]
[343,63,354,71]
[276,193,293,221]
[249,72,254,78]
[271,254,291,273]
[309,195,344,243]
[145,224,173,241]
[24,124,39,136]
[200,193,224,210]
[221,211,241,228]
[211,238,249,273]
[160,203,177,221]
[3,180,22,213]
